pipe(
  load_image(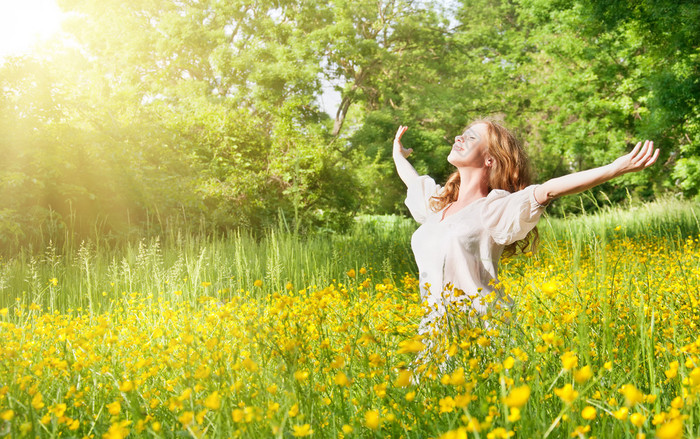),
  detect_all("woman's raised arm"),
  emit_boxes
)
[534,140,660,206]
[393,125,420,188]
